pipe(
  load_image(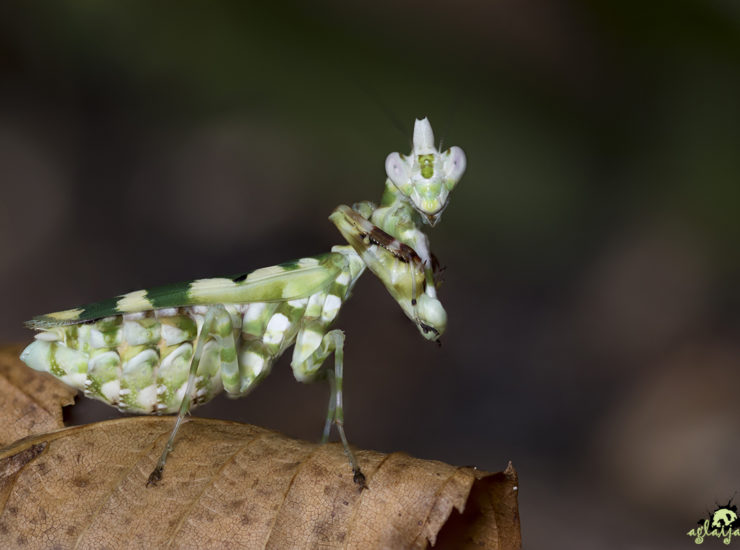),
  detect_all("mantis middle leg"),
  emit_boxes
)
[147,304,235,486]
[294,328,366,489]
